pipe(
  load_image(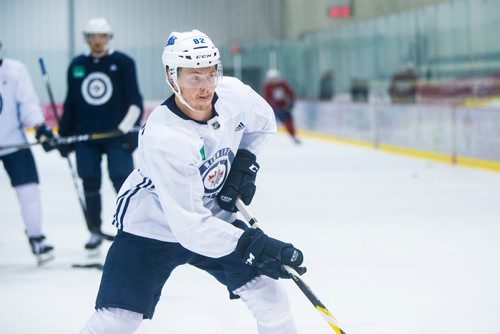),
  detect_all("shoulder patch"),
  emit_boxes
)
[73,65,85,78]
[199,145,206,160]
